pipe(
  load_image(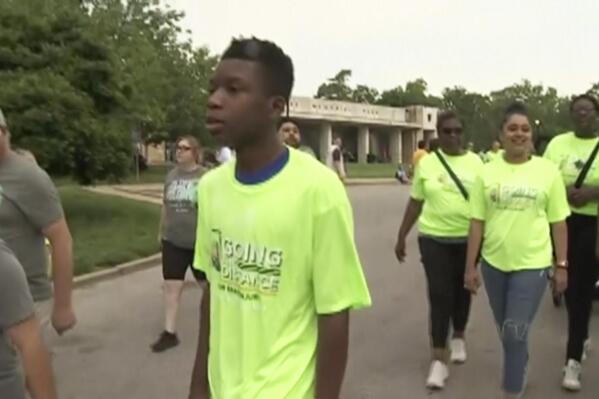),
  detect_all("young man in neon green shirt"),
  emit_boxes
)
[188,38,371,399]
